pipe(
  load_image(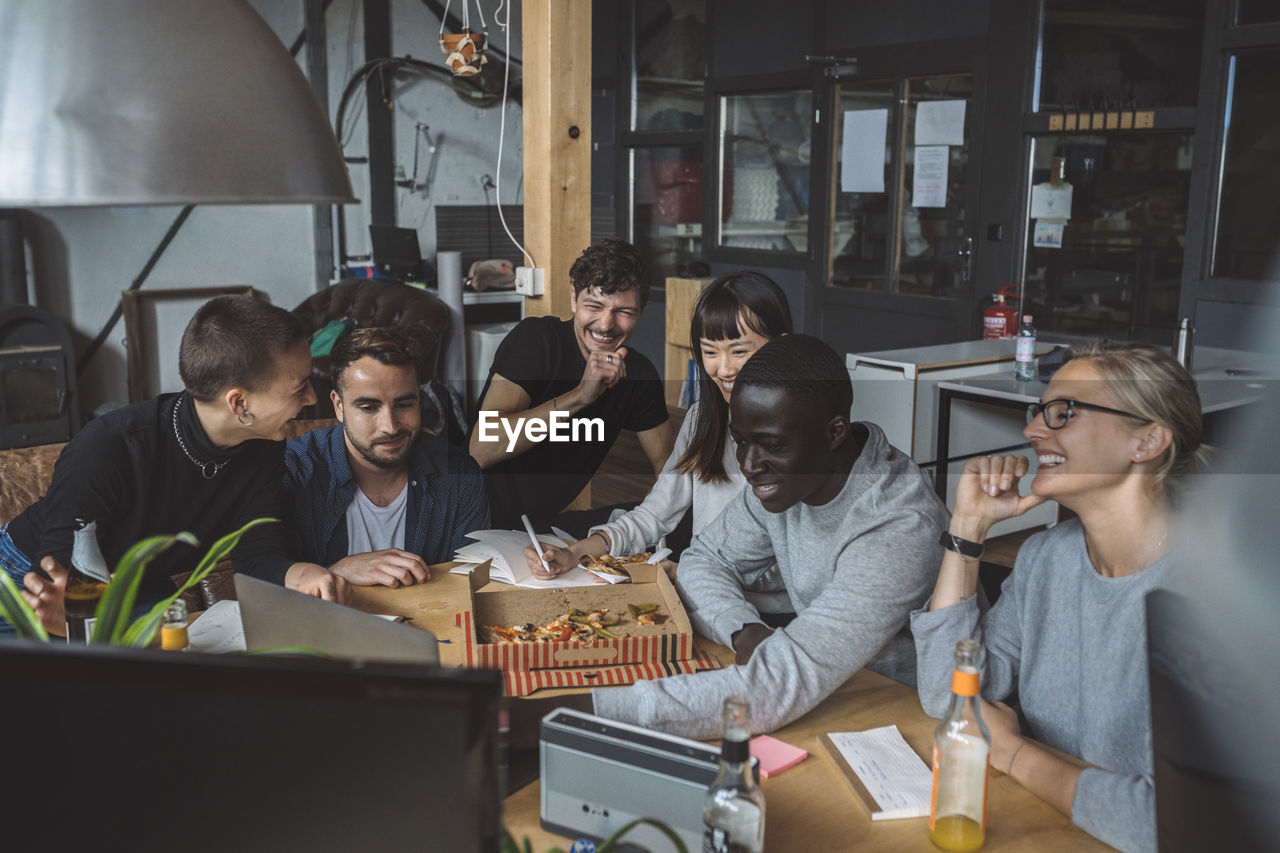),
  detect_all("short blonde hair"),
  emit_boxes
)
[1066,341,1210,493]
